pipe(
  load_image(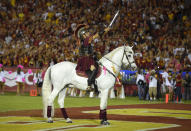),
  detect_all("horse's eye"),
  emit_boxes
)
[129,51,132,54]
